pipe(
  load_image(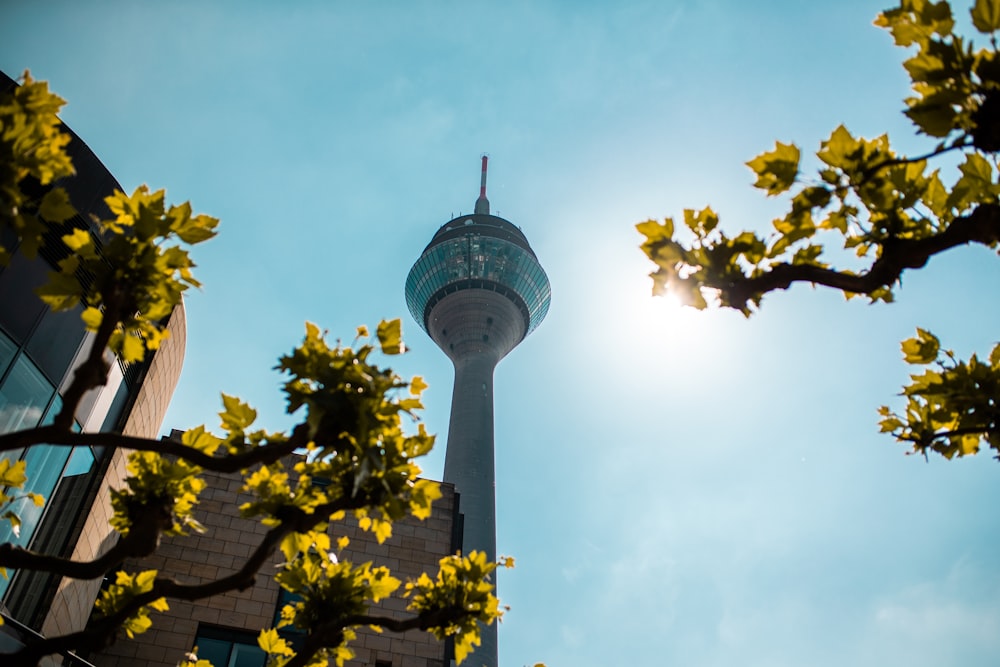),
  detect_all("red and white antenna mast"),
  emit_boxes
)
[474,154,490,214]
